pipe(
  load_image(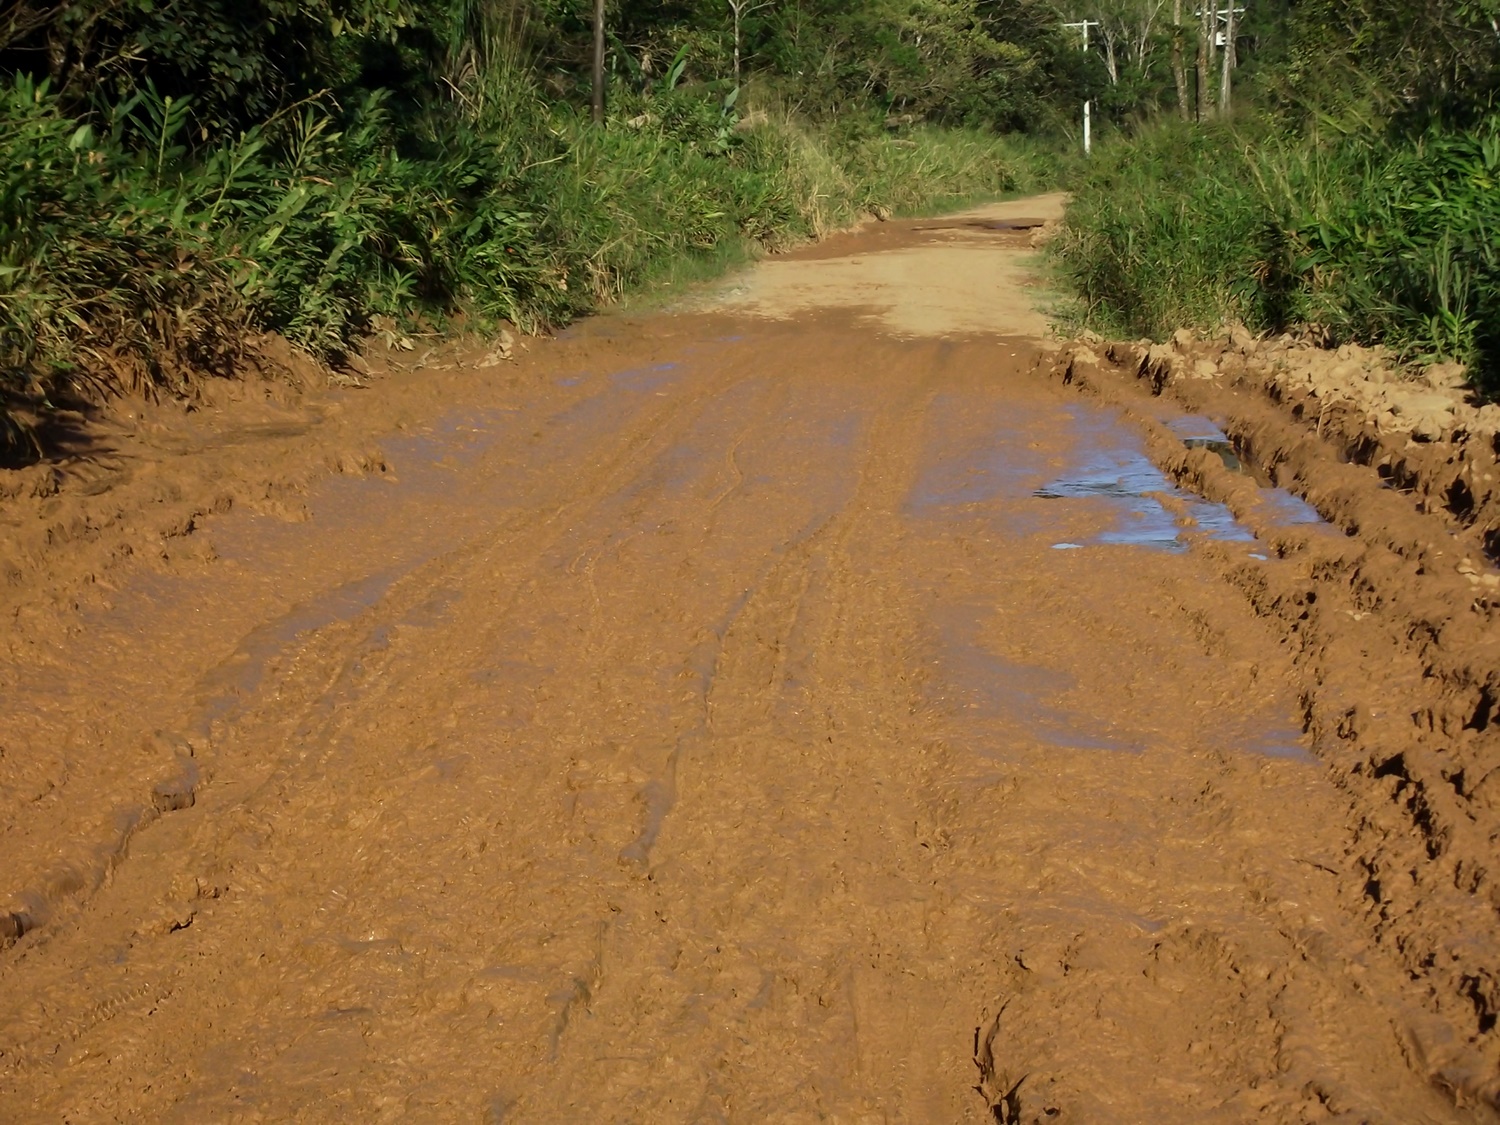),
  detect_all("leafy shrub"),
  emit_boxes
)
[1054,116,1500,394]
[0,78,246,433]
[0,68,1045,454]
[1292,124,1500,377]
